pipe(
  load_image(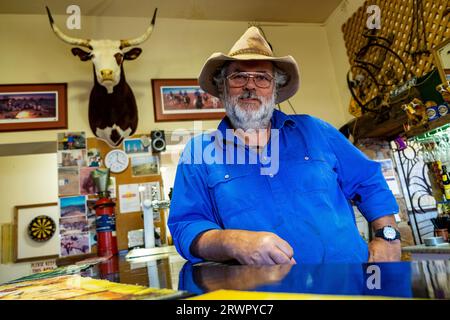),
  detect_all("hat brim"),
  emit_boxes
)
[198,52,300,104]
